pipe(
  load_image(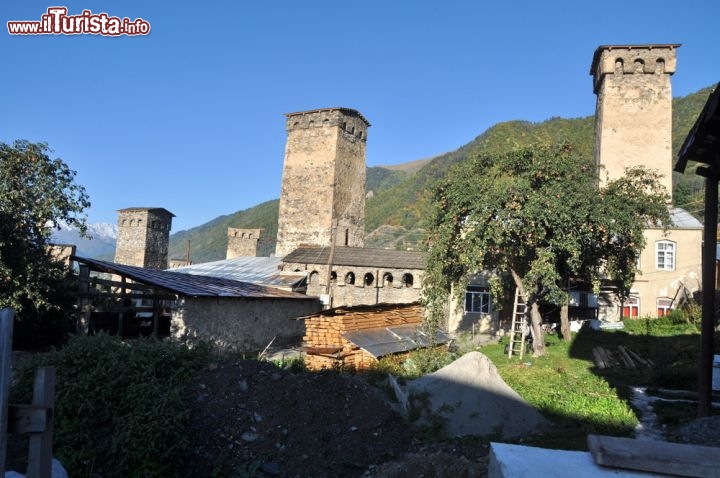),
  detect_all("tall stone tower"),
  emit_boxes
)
[275,107,369,257]
[591,44,679,195]
[114,207,174,270]
[226,227,262,259]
